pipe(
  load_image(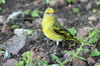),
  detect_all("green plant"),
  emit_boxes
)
[16,61,24,66]
[16,51,33,66]
[0,50,4,54]
[90,49,100,56]
[72,8,80,13]
[67,28,77,36]
[96,0,100,5]
[43,0,50,4]
[66,0,73,4]
[0,0,5,4]
[10,25,20,29]
[91,9,97,13]
[51,28,99,66]
[16,51,49,66]
[22,10,30,15]
[27,30,33,35]
[31,9,40,18]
